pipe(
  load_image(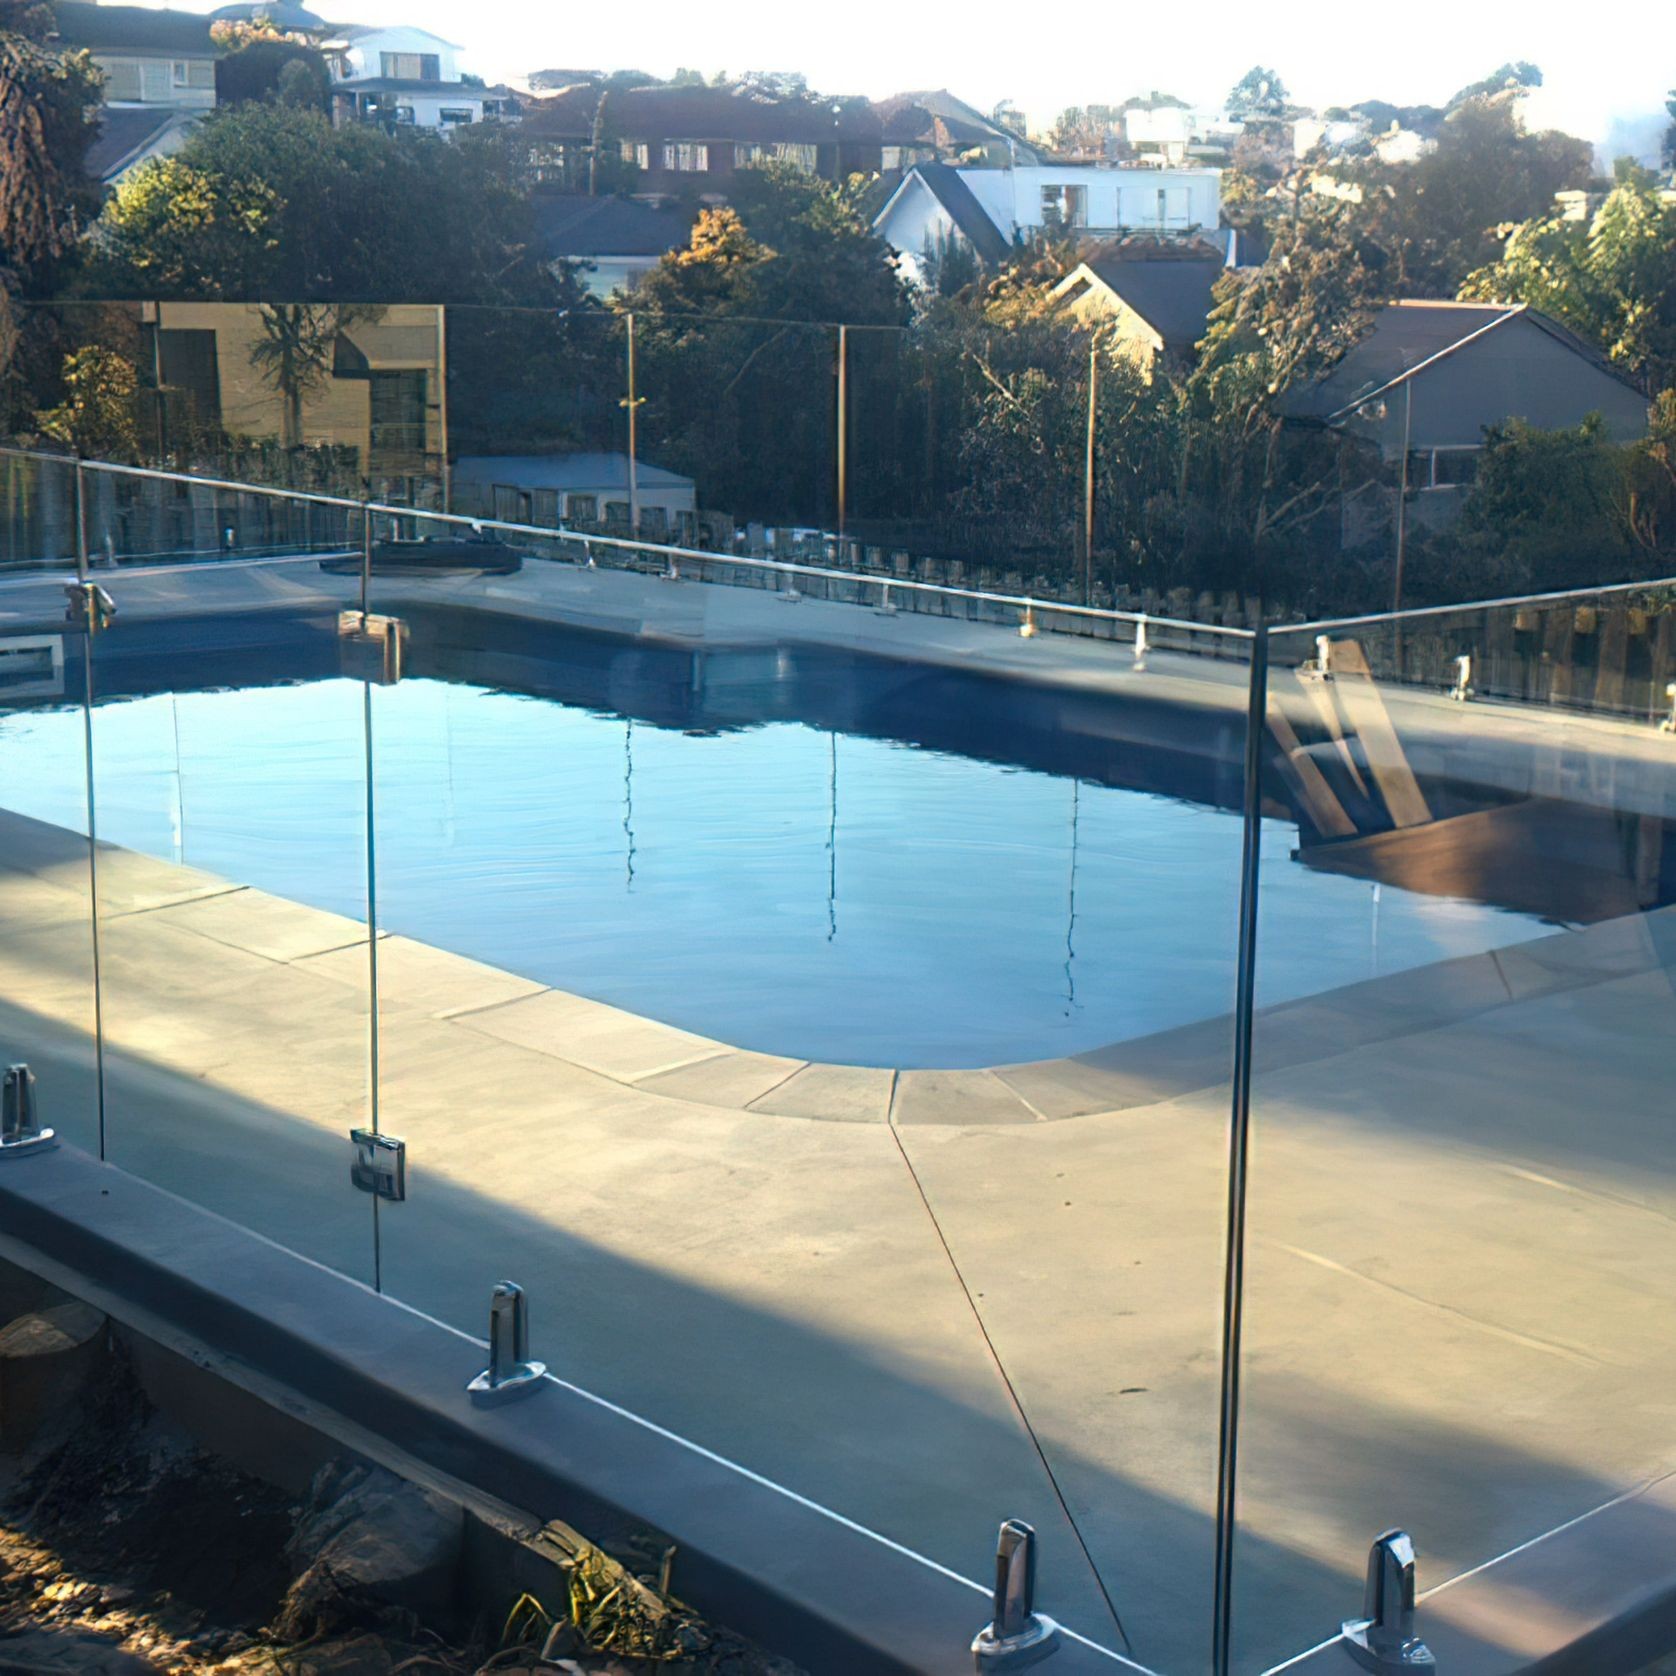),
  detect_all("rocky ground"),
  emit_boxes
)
[0,1314,797,1676]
